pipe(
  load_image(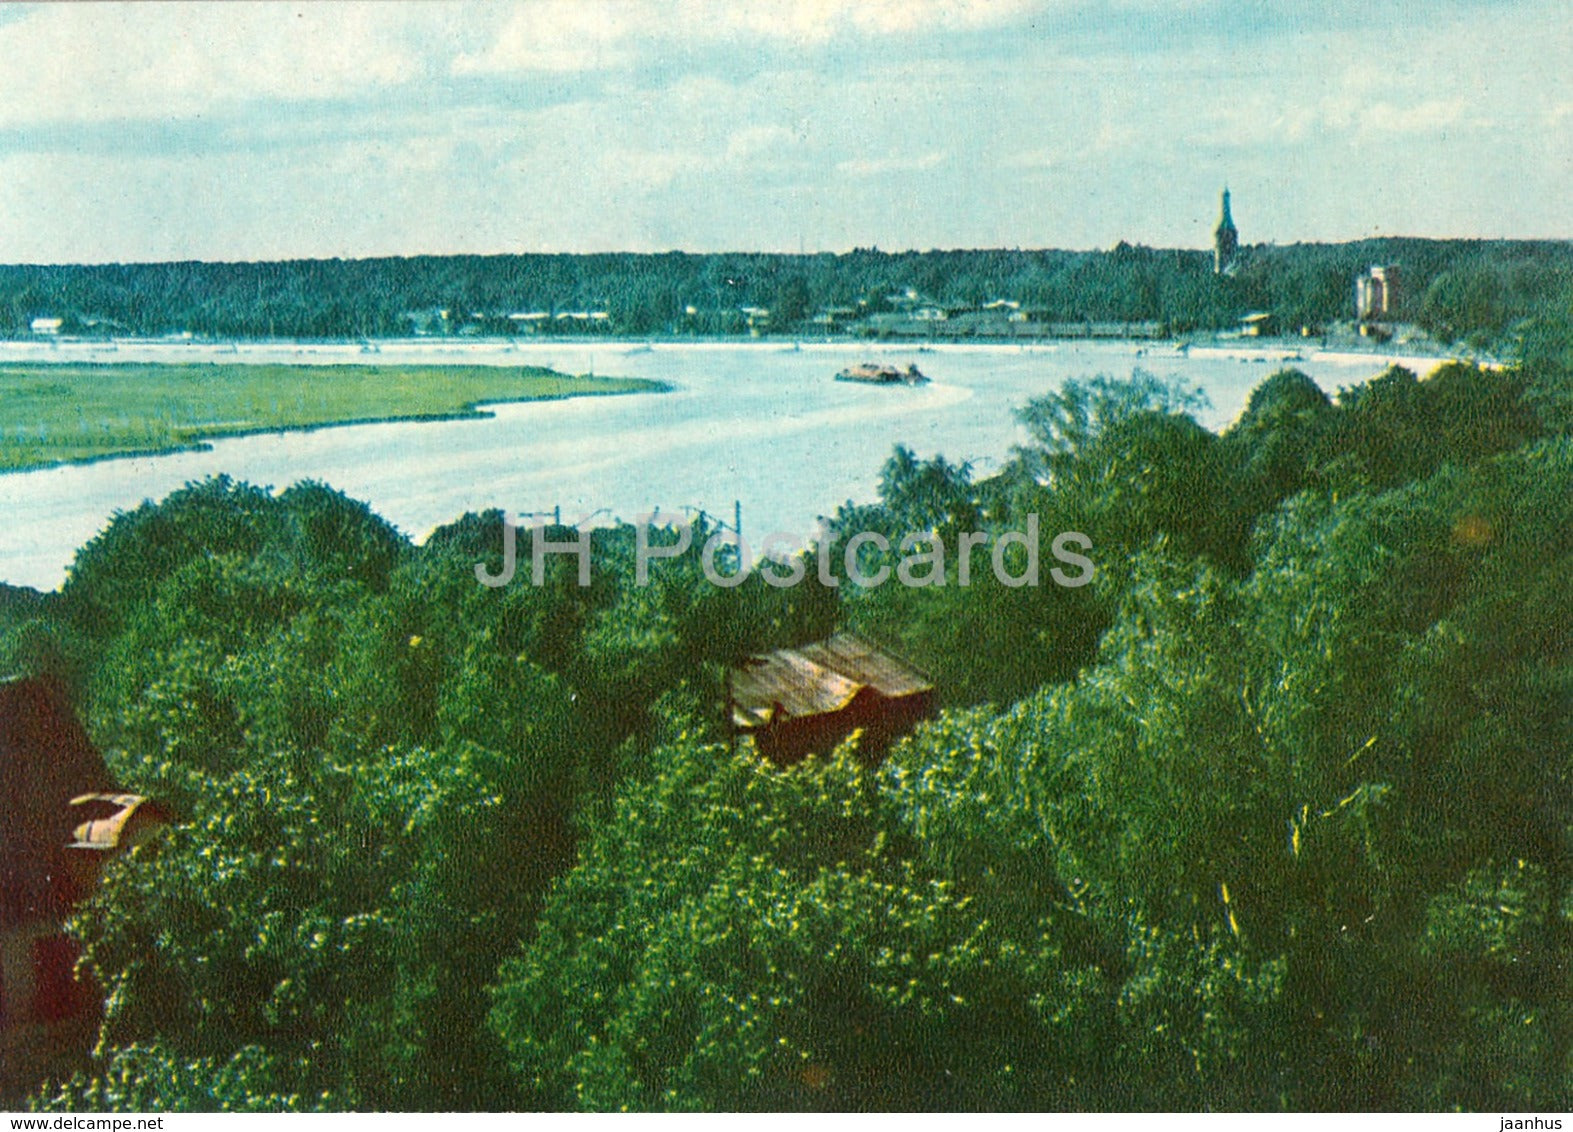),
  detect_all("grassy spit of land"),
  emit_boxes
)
[0,362,666,473]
